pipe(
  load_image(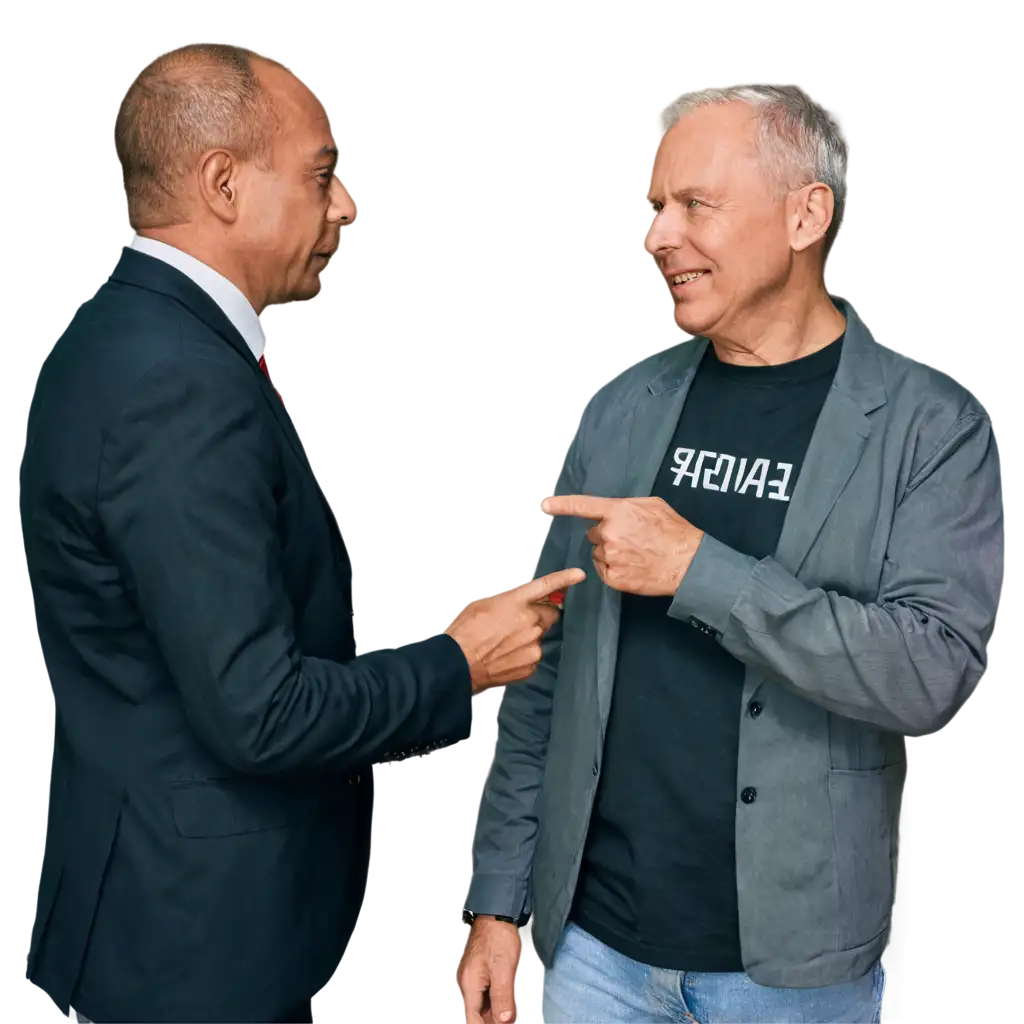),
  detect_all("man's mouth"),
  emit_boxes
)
[669,270,708,286]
